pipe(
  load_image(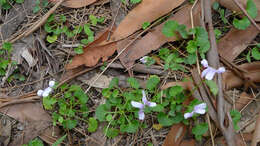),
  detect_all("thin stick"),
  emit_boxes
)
[9,0,64,43]
[232,0,260,32]
[206,113,215,146]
